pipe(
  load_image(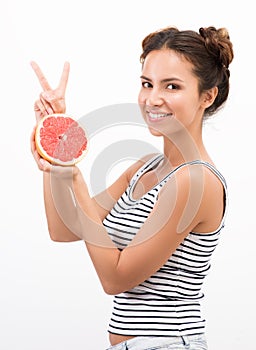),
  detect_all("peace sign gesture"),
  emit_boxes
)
[31,61,70,122]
